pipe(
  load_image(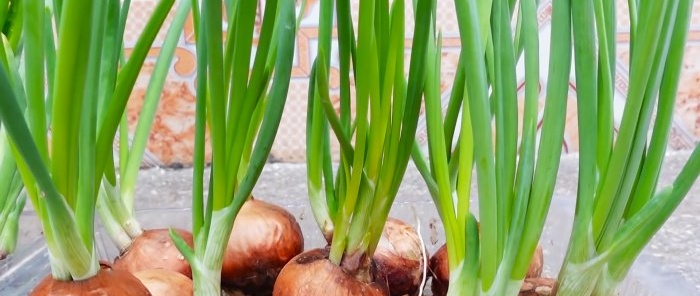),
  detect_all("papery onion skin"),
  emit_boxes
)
[30,264,151,296]
[133,269,193,296]
[113,228,194,278]
[429,243,545,296]
[273,248,388,296]
[526,244,544,278]
[520,277,556,296]
[221,199,304,294]
[373,218,425,296]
